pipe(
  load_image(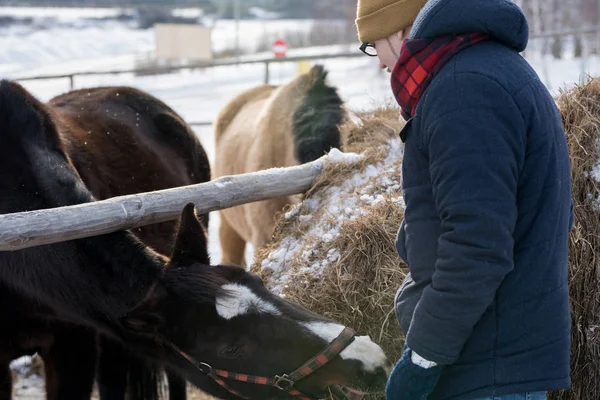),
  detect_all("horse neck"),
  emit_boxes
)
[253,81,309,163]
[263,77,309,122]
[0,233,165,337]
[0,118,165,338]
